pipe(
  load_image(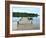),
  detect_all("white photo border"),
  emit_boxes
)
[10,4,43,34]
